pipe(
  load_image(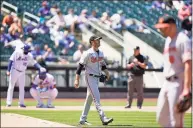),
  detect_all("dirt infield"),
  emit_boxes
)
[1,113,74,127]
